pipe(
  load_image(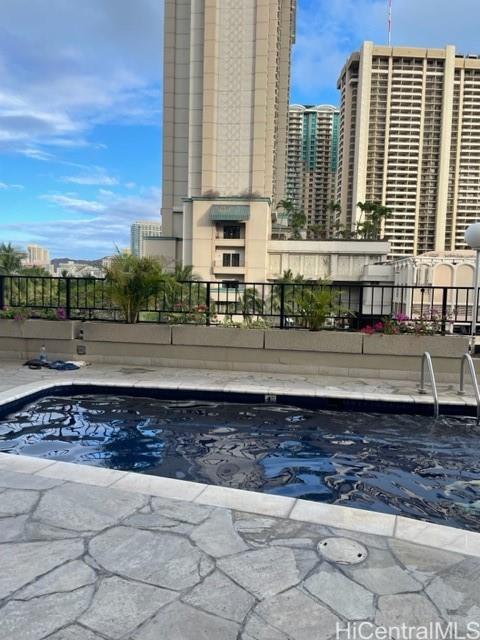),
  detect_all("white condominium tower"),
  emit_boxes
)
[130,221,163,257]
[158,0,297,281]
[286,104,339,229]
[25,244,50,267]
[337,41,480,257]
